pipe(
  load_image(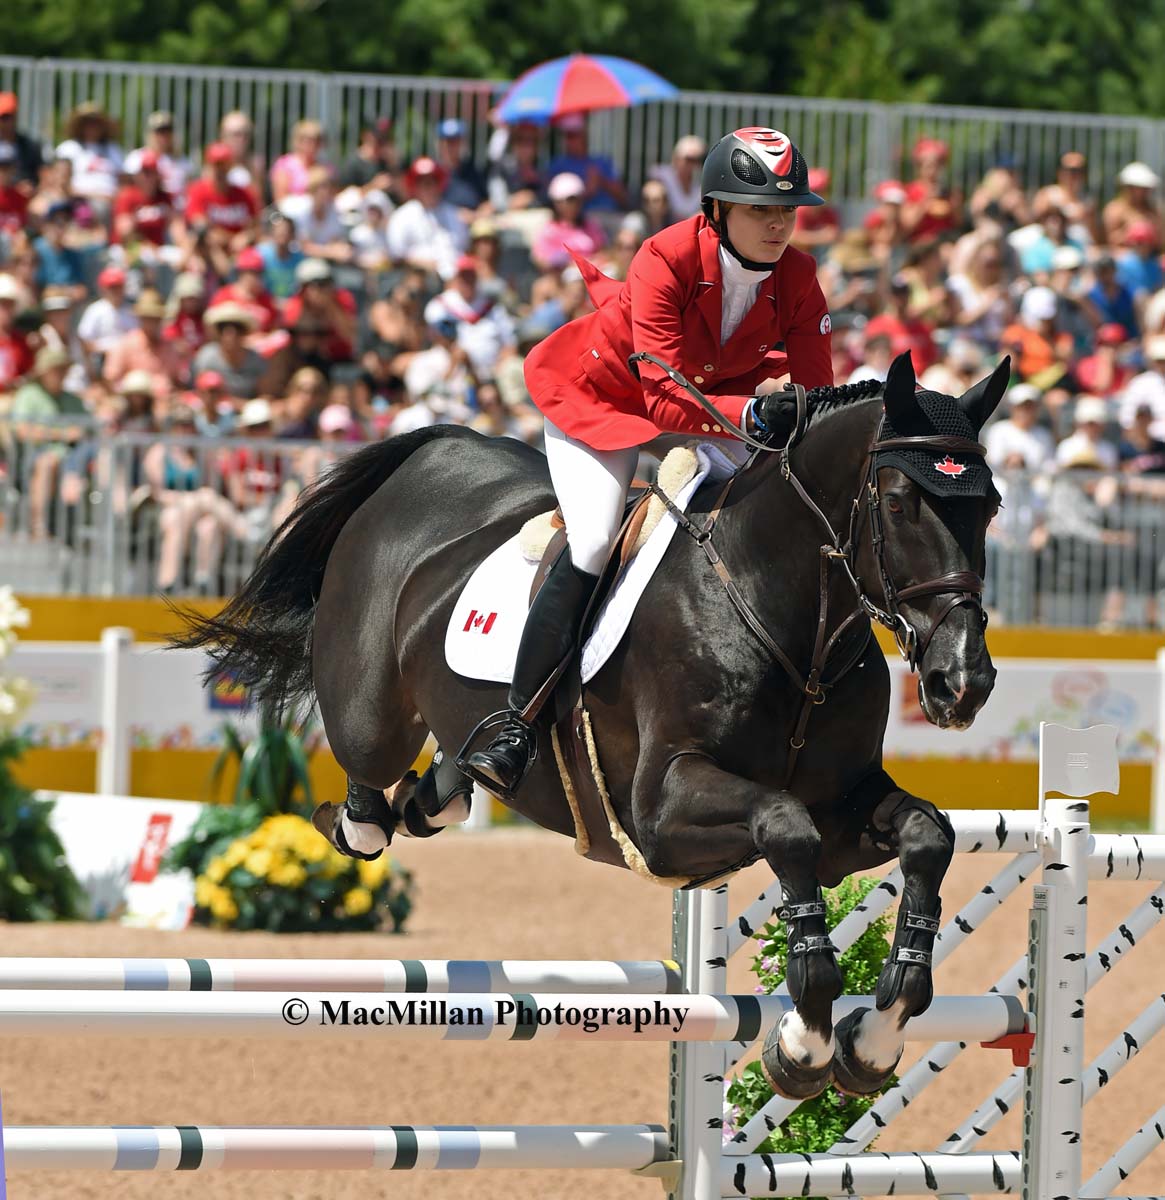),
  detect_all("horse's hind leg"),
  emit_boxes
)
[638,754,842,1100]
[828,770,954,1096]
